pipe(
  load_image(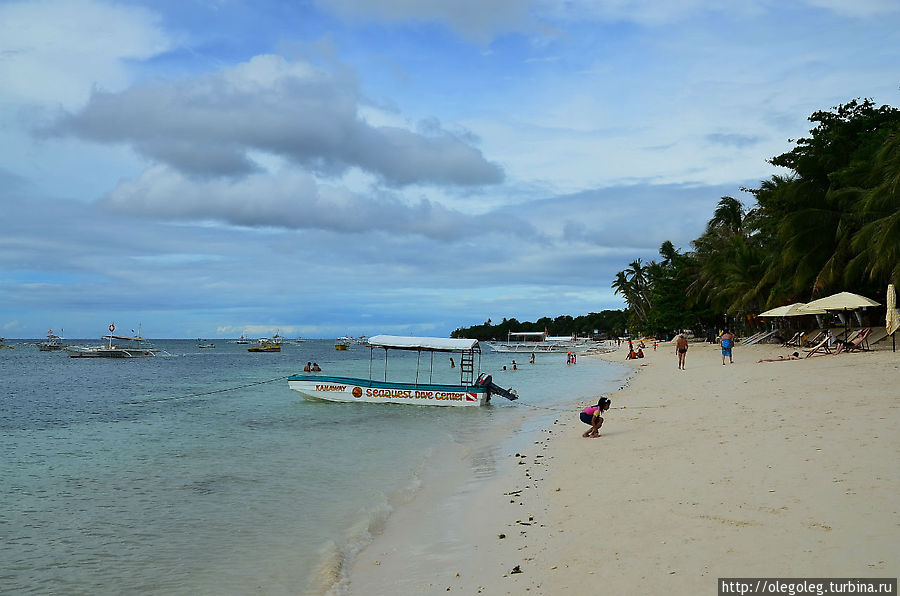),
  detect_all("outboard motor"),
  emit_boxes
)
[476,373,518,401]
